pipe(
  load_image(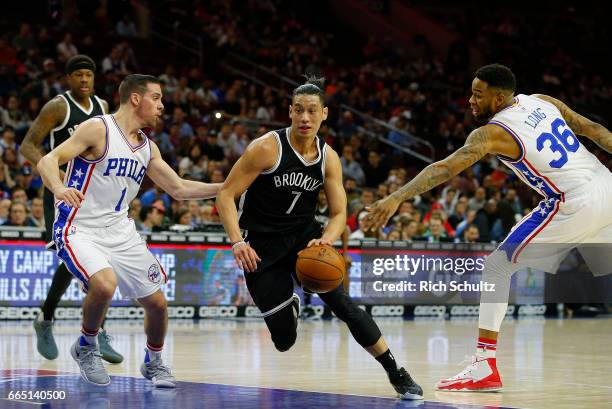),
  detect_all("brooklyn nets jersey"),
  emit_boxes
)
[50,91,106,150]
[55,114,151,230]
[491,94,608,199]
[238,128,328,233]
